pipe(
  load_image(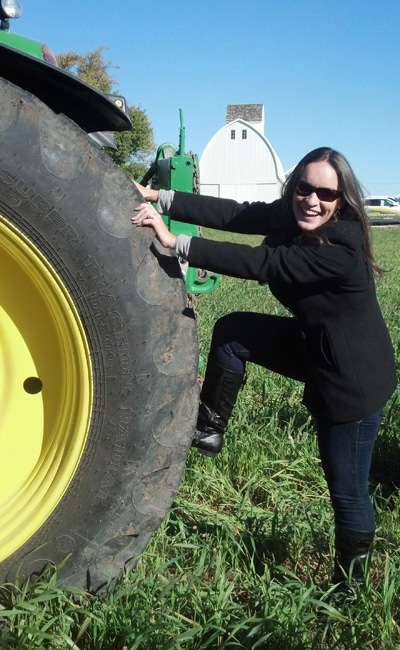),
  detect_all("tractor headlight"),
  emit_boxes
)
[0,0,22,19]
